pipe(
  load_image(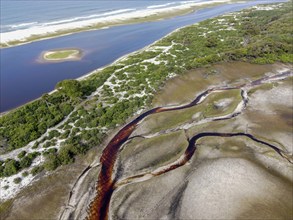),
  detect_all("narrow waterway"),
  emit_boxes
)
[0,0,285,112]
[86,70,292,220]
